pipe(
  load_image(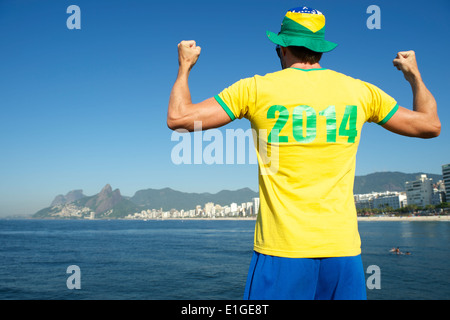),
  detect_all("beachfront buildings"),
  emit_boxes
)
[126,165,450,220]
[124,198,260,219]
[443,163,450,195]
[354,191,407,210]
[403,174,446,207]
[405,174,434,207]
